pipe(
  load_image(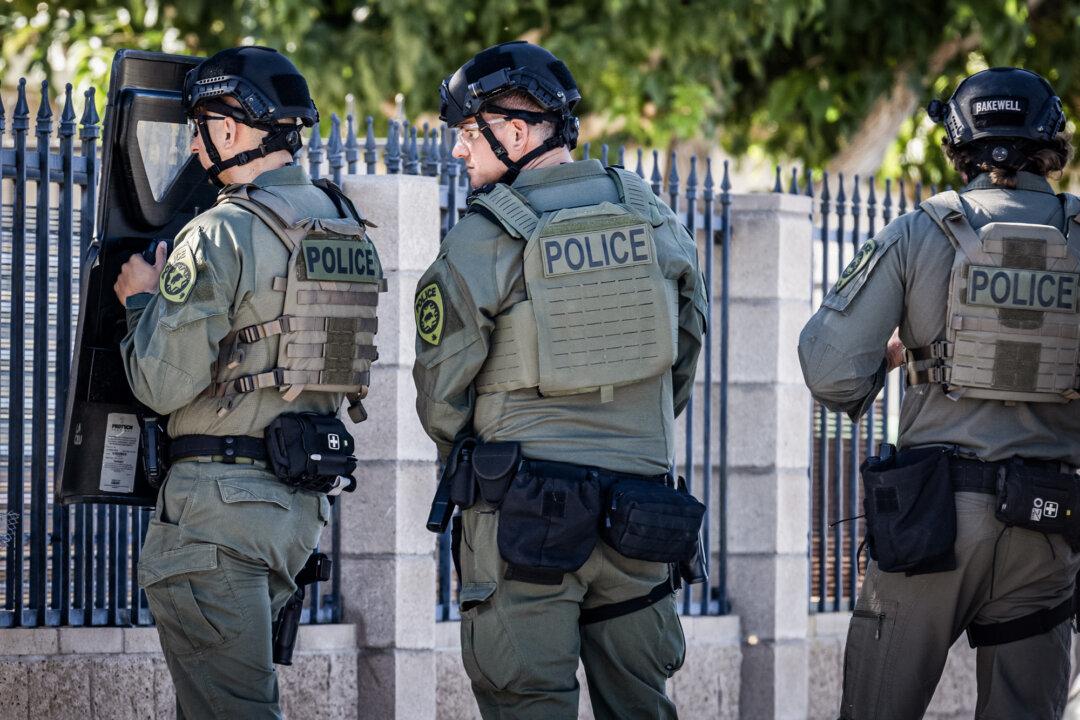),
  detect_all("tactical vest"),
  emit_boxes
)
[470,167,677,403]
[208,179,386,423]
[906,190,1080,403]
